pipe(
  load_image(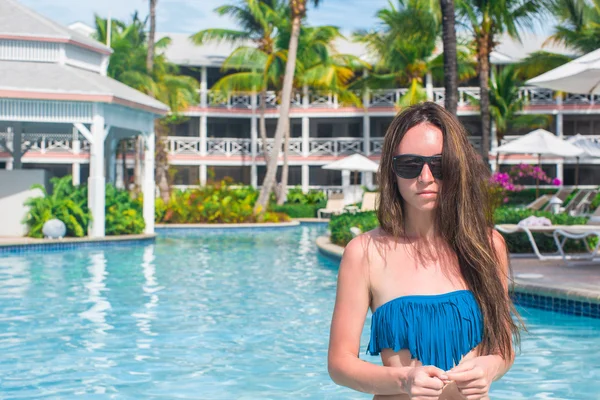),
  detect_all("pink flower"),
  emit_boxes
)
[552,178,561,186]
